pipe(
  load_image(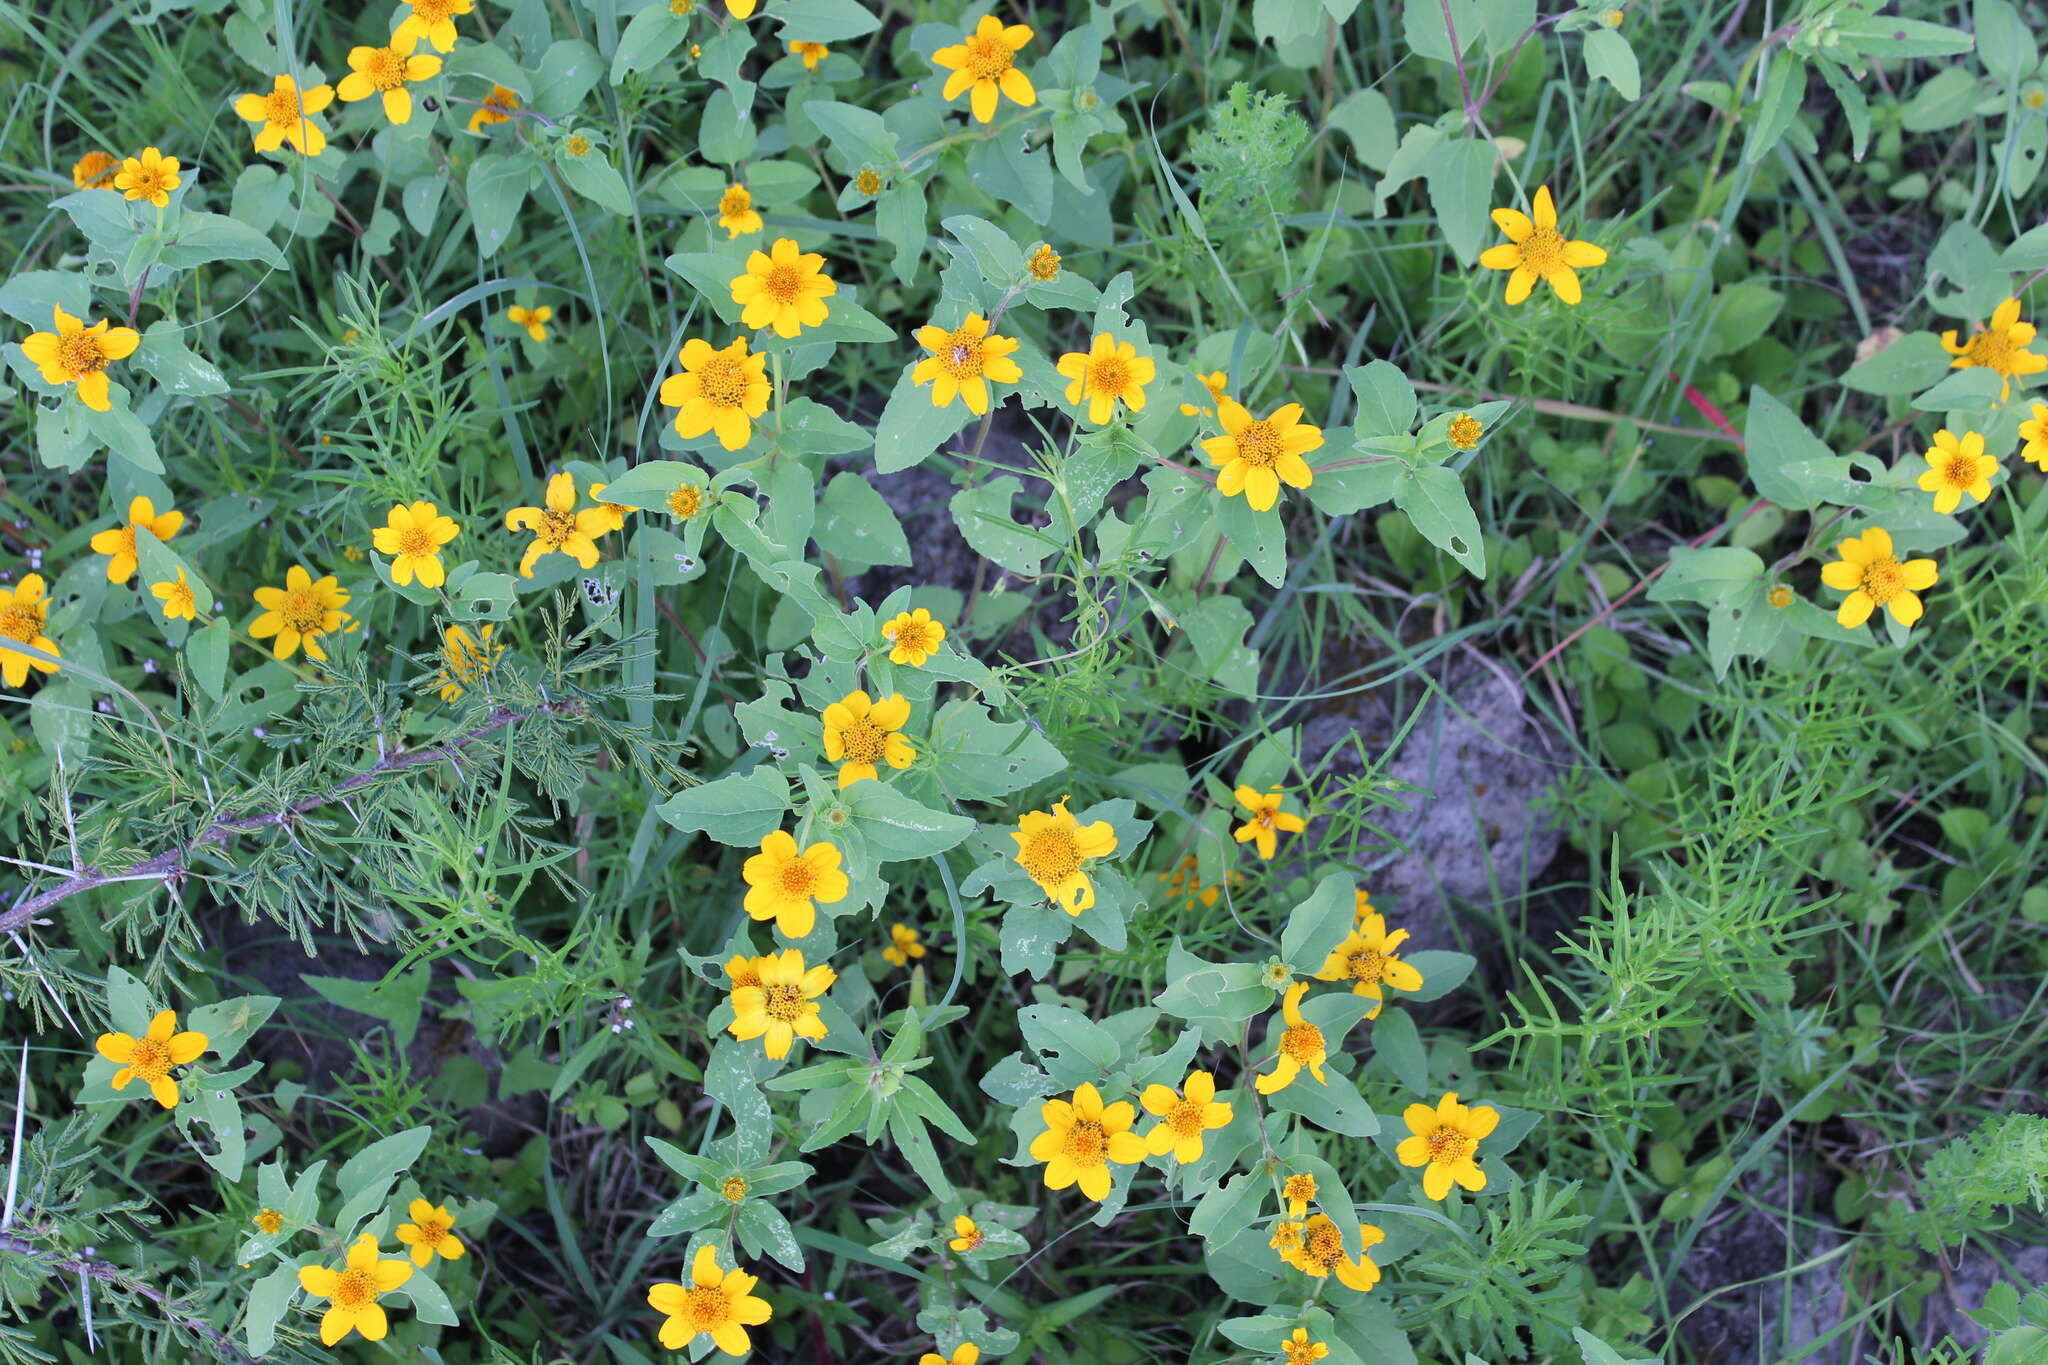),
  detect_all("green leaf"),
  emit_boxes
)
[188,618,230,699]
[1836,13,1972,57]
[1976,0,2035,85]
[807,100,900,167]
[398,1268,460,1327]
[0,270,92,330]
[1403,0,1479,61]
[1154,940,1270,1041]
[1189,1169,1269,1246]
[1000,901,1076,976]
[1326,90,1397,172]
[611,4,692,82]
[1346,361,1418,437]
[1583,28,1640,101]
[941,214,1025,286]
[533,39,603,117]
[841,784,977,861]
[772,0,881,43]
[813,471,910,569]
[952,476,1055,575]
[1392,465,1485,578]
[467,153,533,258]
[875,364,971,473]
[1742,385,1873,511]
[557,147,635,214]
[1266,1062,1379,1137]
[929,699,1067,801]
[1215,493,1287,588]
[875,180,927,285]
[1372,1007,1429,1095]
[1742,55,1806,164]
[1840,331,1952,395]
[134,319,228,397]
[698,88,757,166]
[300,967,429,1048]
[657,765,791,846]
[184,994,280,1066]
[1019,1002,1122,1084]
[244,1263,300,1355]
[1646,546,1765,607]
[1279,872,1355,972]
[159,211,285,270]
[1424,138,1495,268]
